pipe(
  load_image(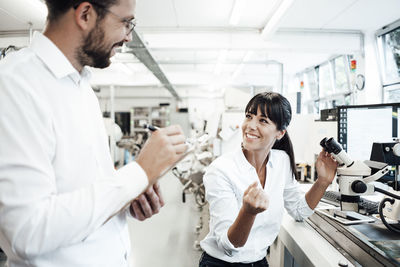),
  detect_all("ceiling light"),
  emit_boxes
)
[229,0,246,26]
[231,50,253,80]
[114,63,133,75]
[31,0,48,17]
[214,49,228,75]
[207,85,217,92]
[231,63,244,80]
[243,50,254,62]
[261,0,294,40]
